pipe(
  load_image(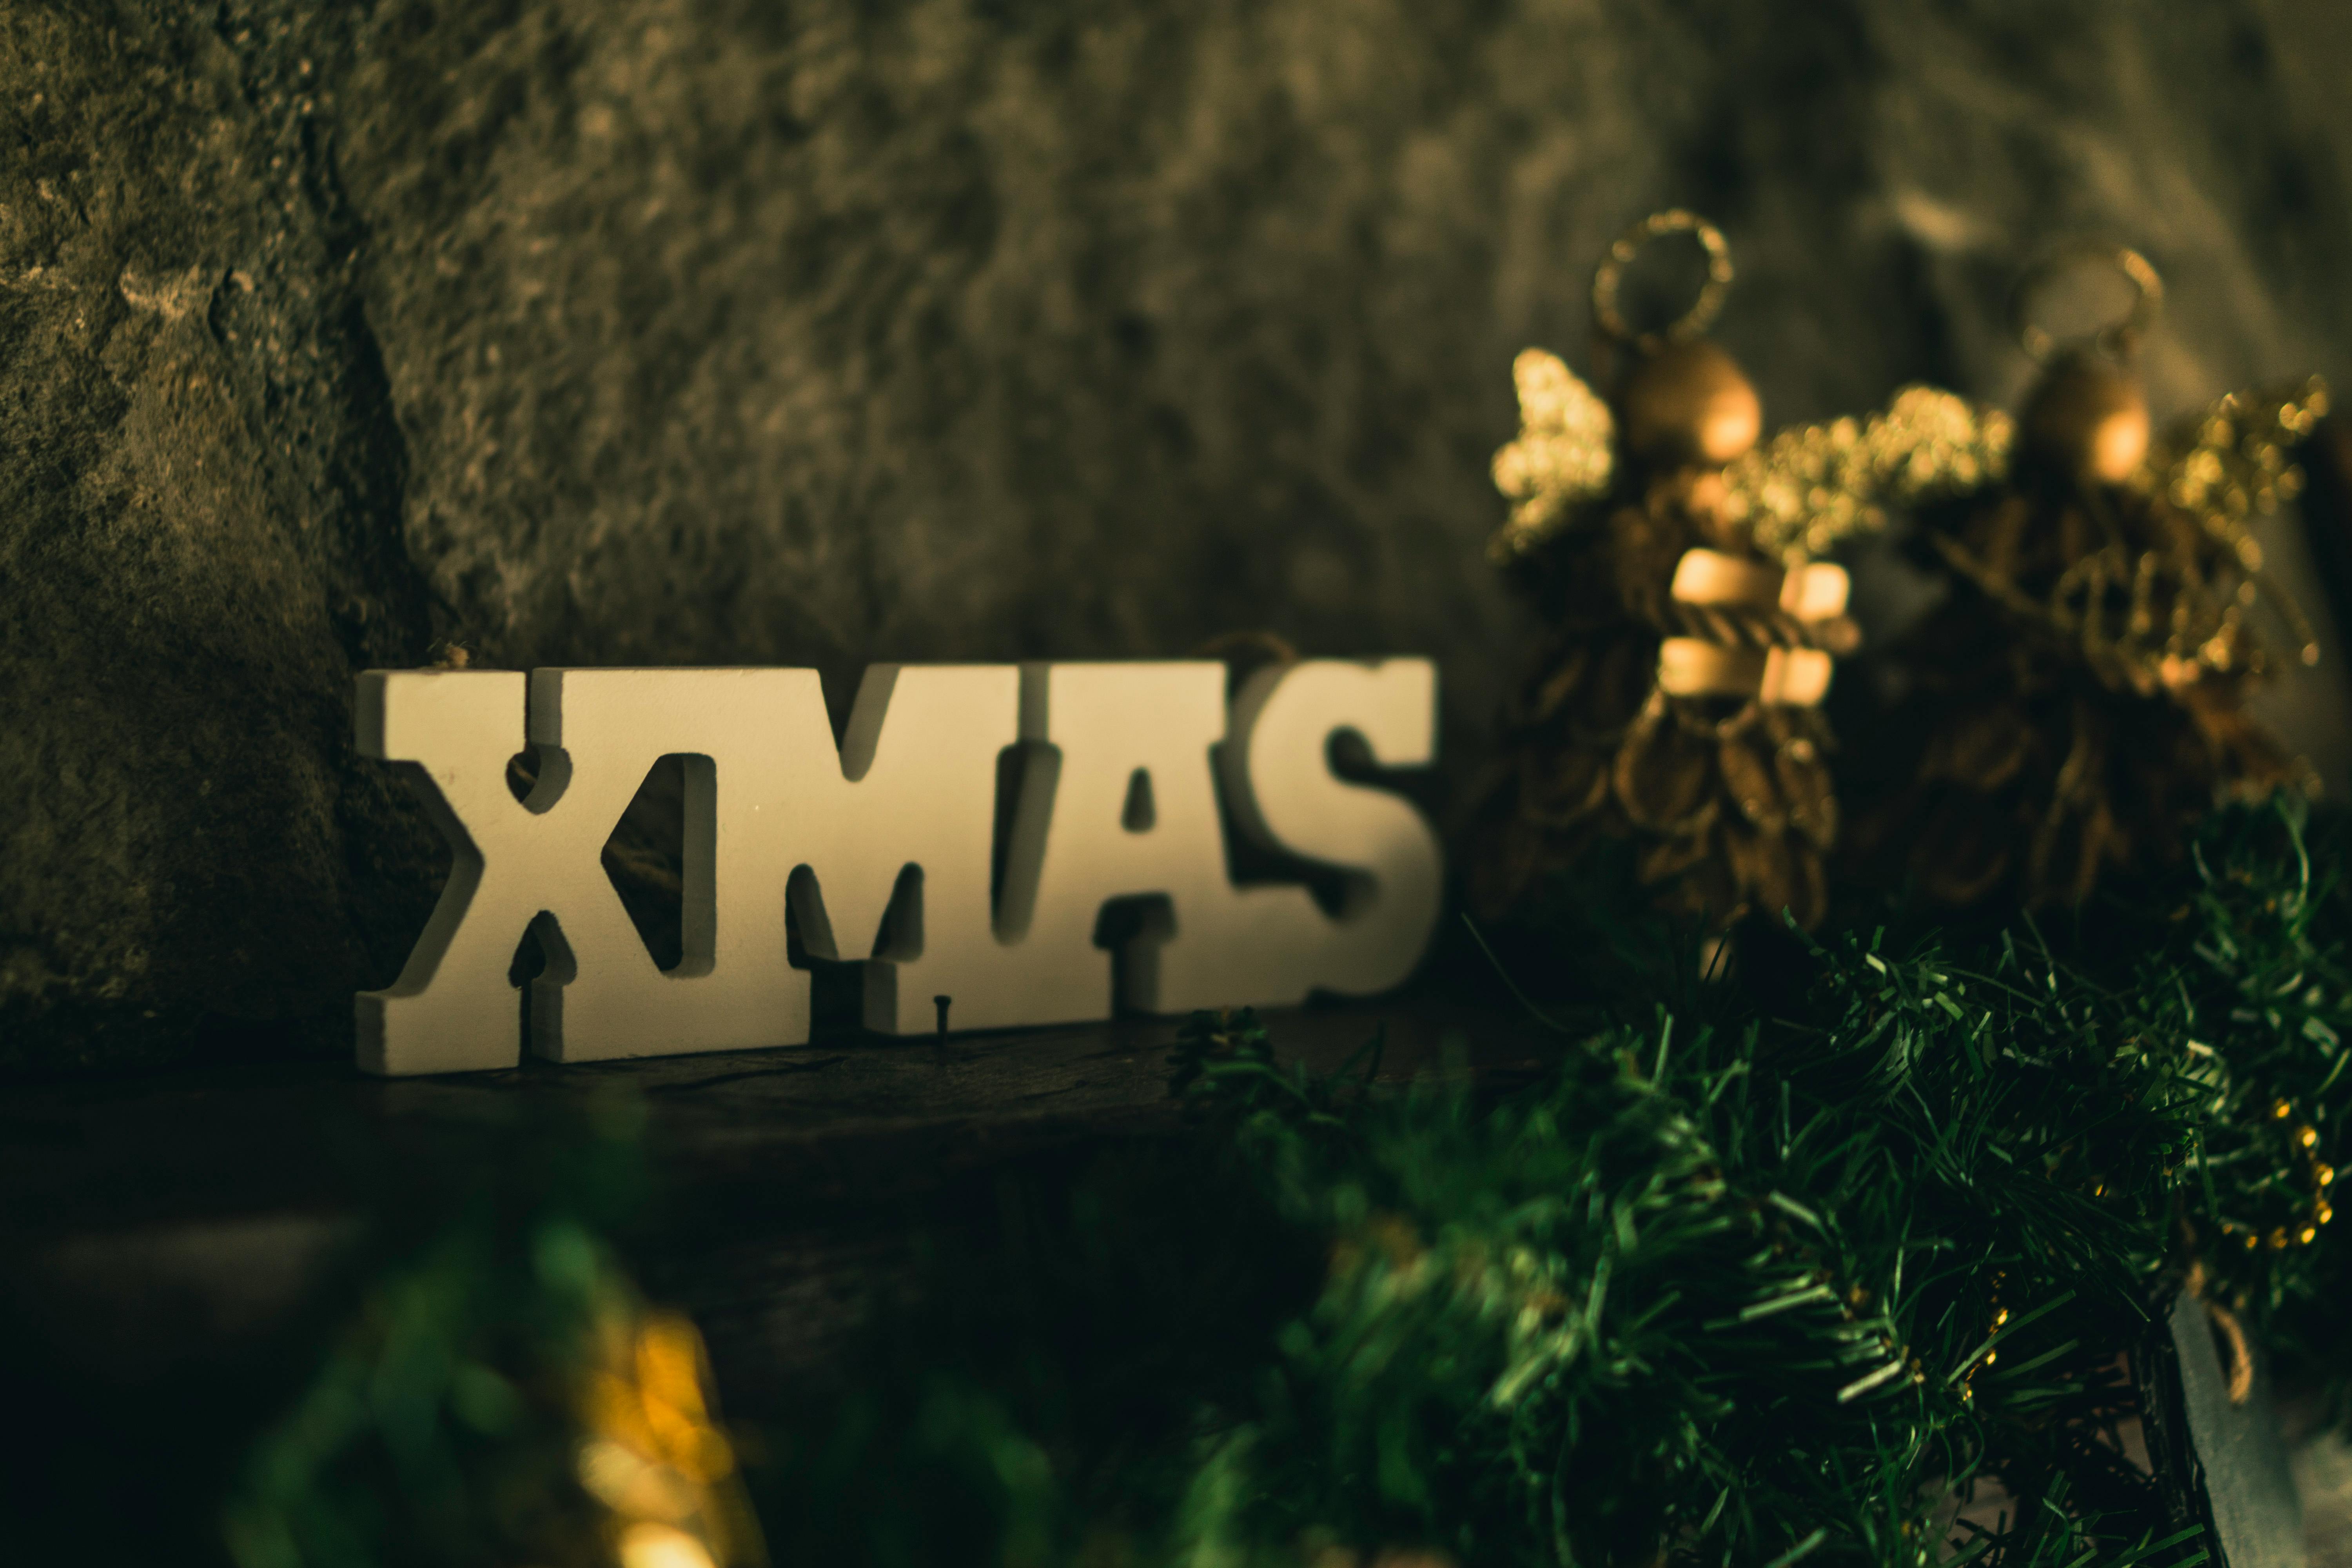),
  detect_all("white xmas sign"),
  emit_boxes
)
[355,659,1442,1076]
